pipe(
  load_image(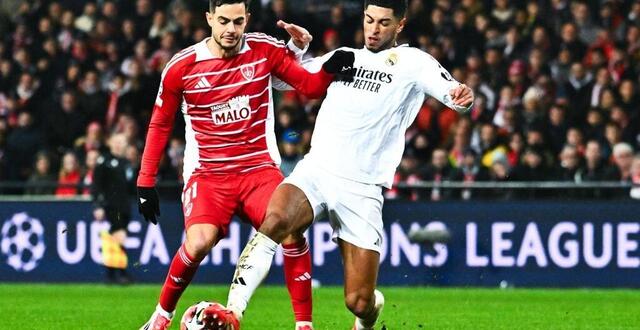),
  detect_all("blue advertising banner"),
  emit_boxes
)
[0,201,638,287]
